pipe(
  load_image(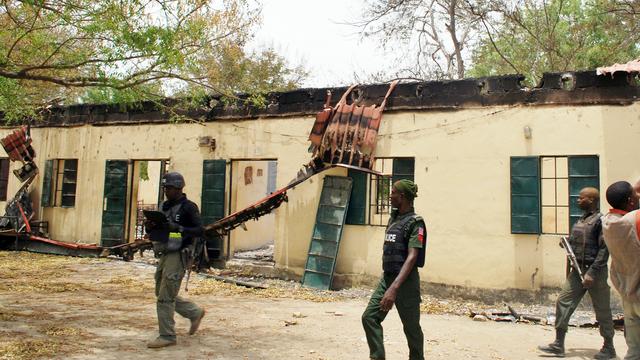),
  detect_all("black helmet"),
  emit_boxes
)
[162,172,185,189]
